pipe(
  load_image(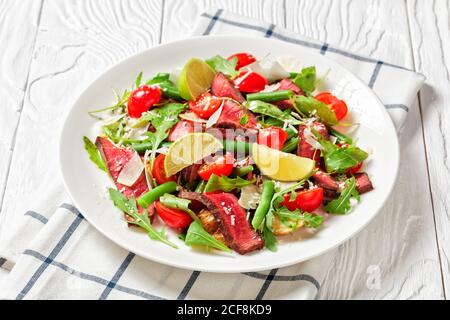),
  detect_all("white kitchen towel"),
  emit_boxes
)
[0,9,425,300]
